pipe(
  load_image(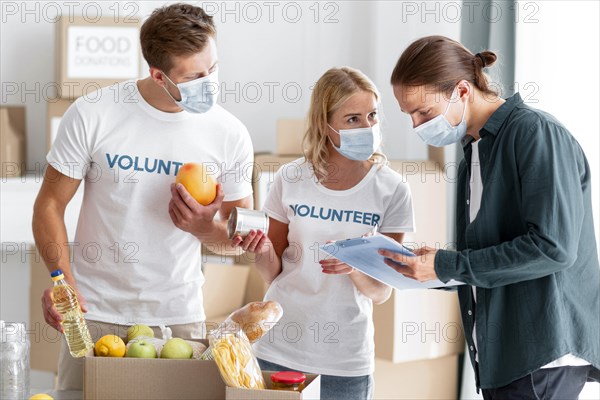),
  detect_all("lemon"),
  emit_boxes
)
[29,394,54,400]
[94,334,126,357]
